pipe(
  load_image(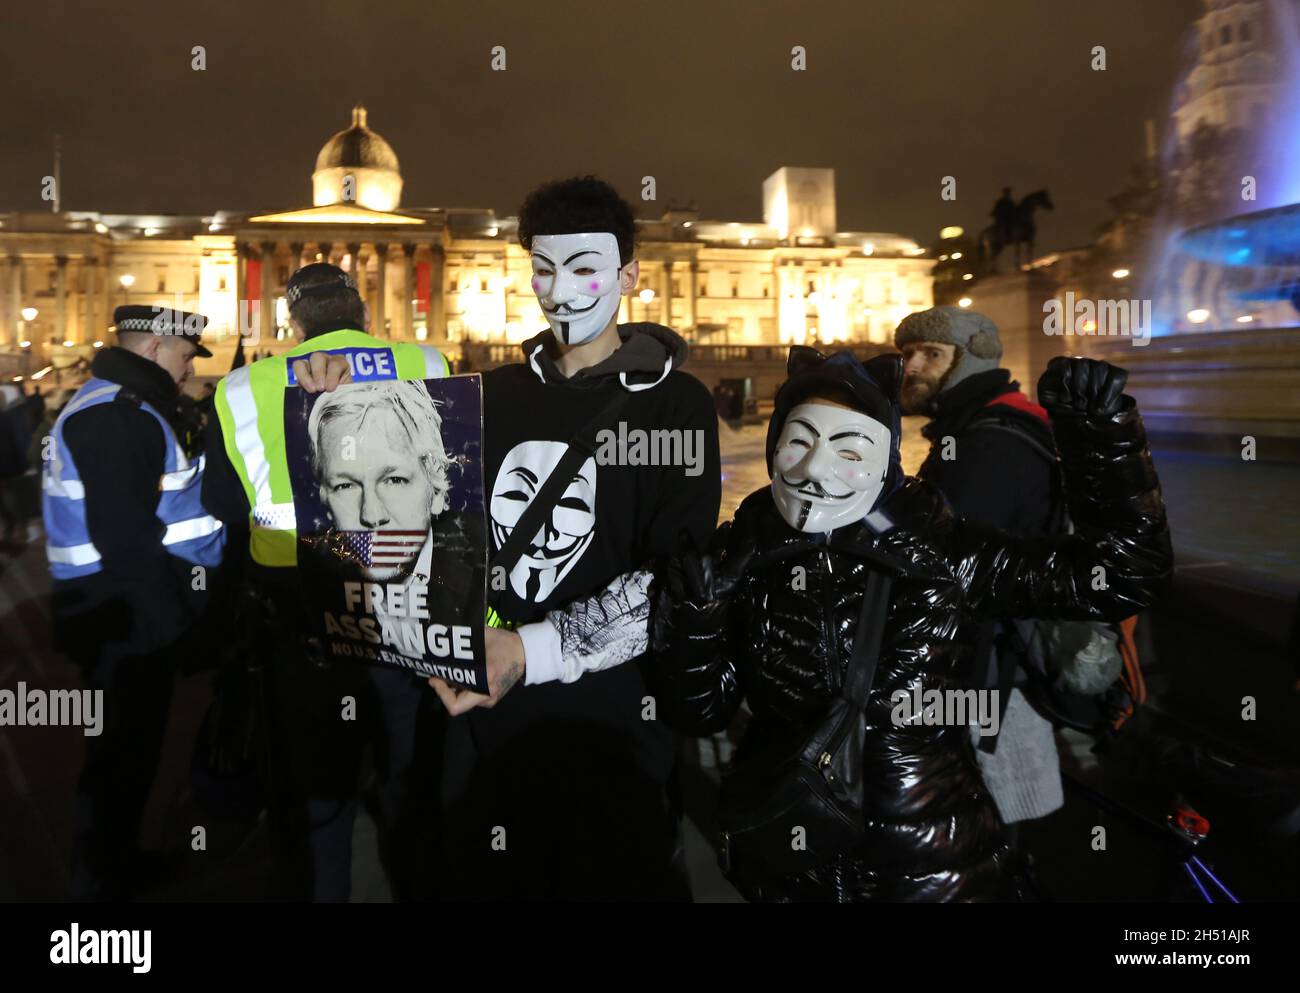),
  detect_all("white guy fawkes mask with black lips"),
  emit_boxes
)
[771,402,892,533]
[530,232,624,345]
[490,440,598,603]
